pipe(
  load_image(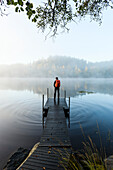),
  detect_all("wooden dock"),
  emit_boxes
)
[18,96,72,170]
